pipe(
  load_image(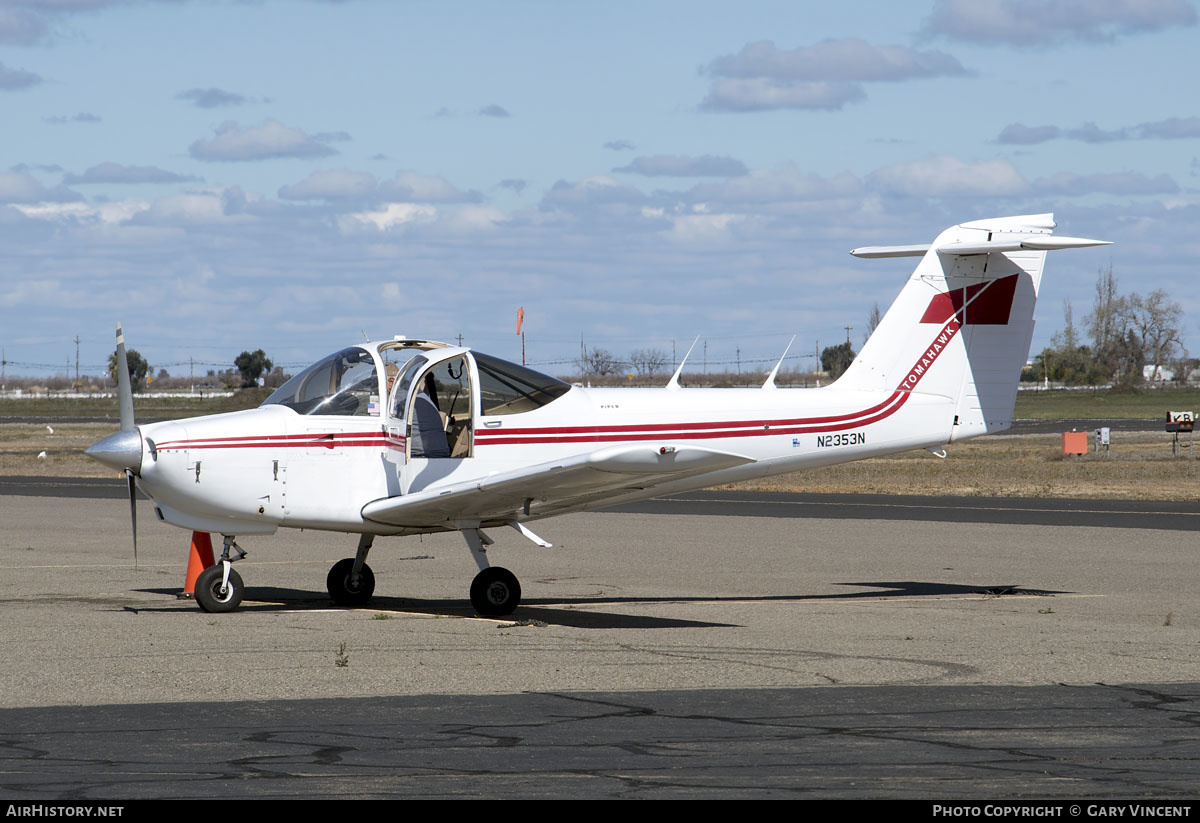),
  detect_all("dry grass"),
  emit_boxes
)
[728,432,1200,500]
[3,422,1199,501]
[0,423,120,478]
